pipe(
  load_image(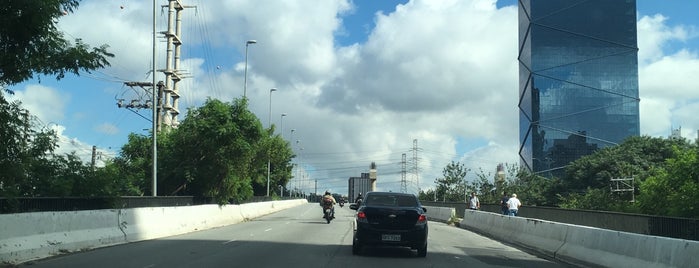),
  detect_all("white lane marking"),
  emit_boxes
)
[264,228,272,232]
